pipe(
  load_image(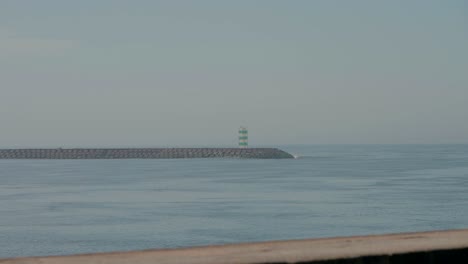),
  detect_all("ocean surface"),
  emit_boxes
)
[1,144,468,258]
